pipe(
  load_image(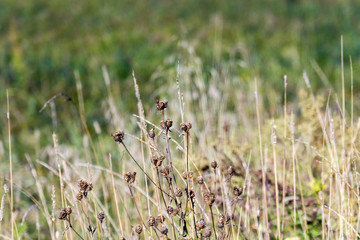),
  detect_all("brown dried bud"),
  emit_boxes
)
[218,214,225,223]
[148,216,157,227]
[65,206,72,215]
[86,183,93,192]
[166,119,173,129]
[211,161,218,169]
[76,191,83,201]
[148,127,155,139]
[195,218,206,230]
[227,166,235,176]
[175,188,183,198]
[97,211,105,223]
[180,122,192,133]
[188,171,193,179]
[135,224,143,234]
[157,215,165,224]
[204,227,212,237]
[78,179,88,190]
[188,188,195,199]
[156,99,168,111]
[166,206,174,215]
[233,186,243,196]
[111,130,125,143]
[160,166,170,177]
[217,221,224,229]
[182,171,187,180]
[203,192,215,206]
[151,156,163,167]
[160,225,168,235]
[58,208,68,220]
[197,176,204,185]
[124,172,136,184]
